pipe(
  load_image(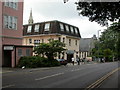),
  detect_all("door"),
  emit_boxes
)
[3,50,12,67]
[67,54,73,63]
